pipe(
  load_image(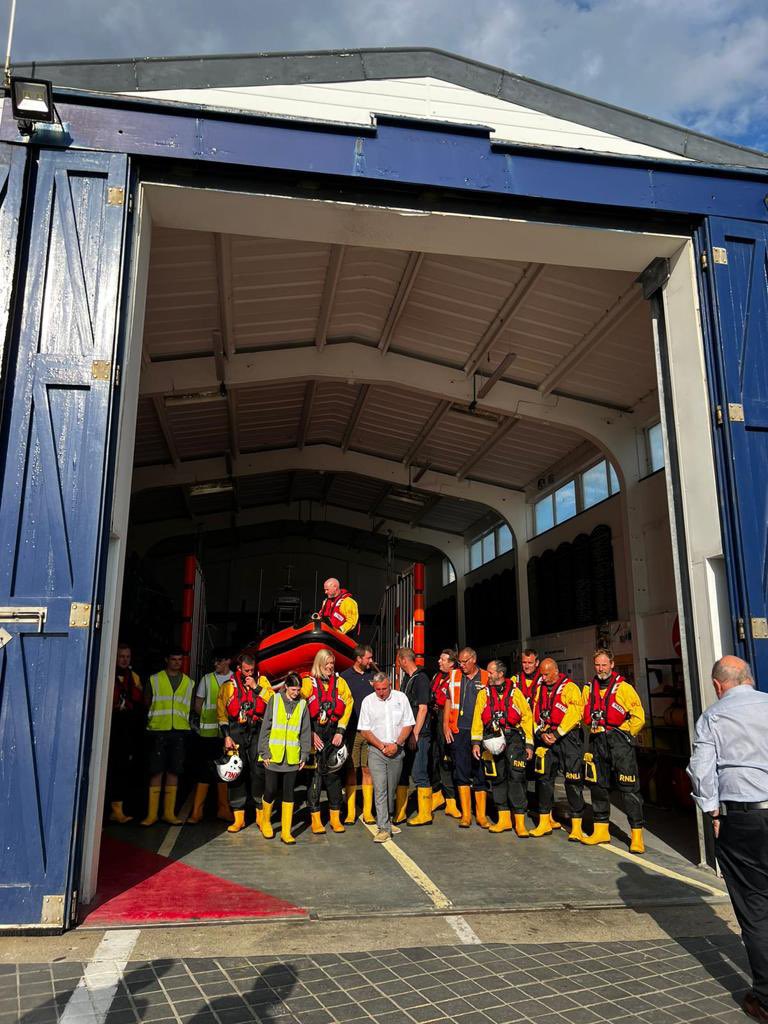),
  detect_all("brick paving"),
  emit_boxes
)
[6,935,753,1024]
